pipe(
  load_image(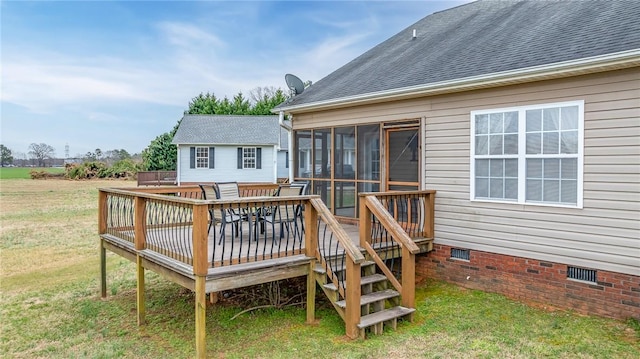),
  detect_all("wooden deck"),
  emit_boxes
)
[99,185,436,358]
[102,221,432,280]
[103,223,433,293]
